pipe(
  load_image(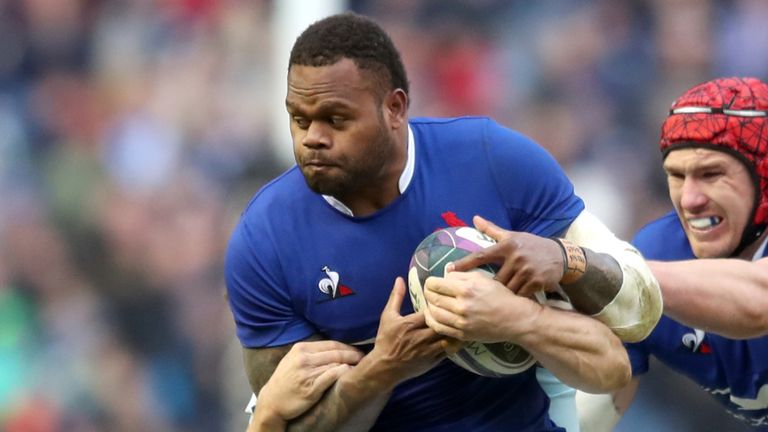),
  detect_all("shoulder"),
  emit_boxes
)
[410,115,494,128]
[409,116,529,144]
[227,166,315,255]
[239,167,311,222]
[632,211,693,260]
[409,116,551,165]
